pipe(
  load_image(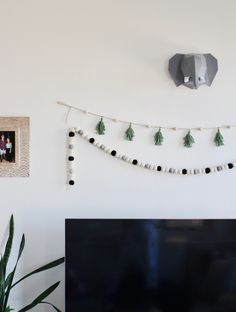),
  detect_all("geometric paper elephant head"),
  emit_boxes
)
[169,54,218,89]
